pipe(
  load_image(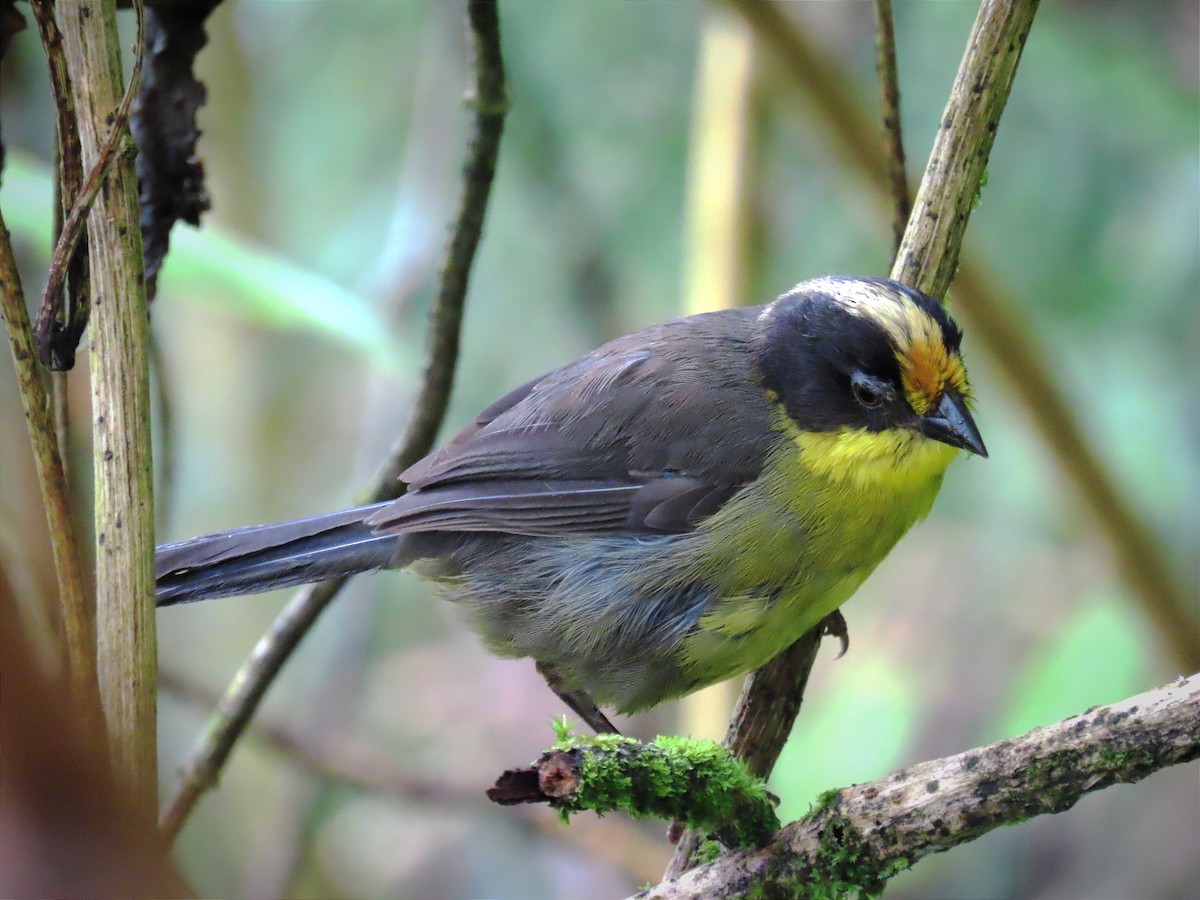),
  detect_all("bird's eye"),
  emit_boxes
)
[851,375,886,409]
